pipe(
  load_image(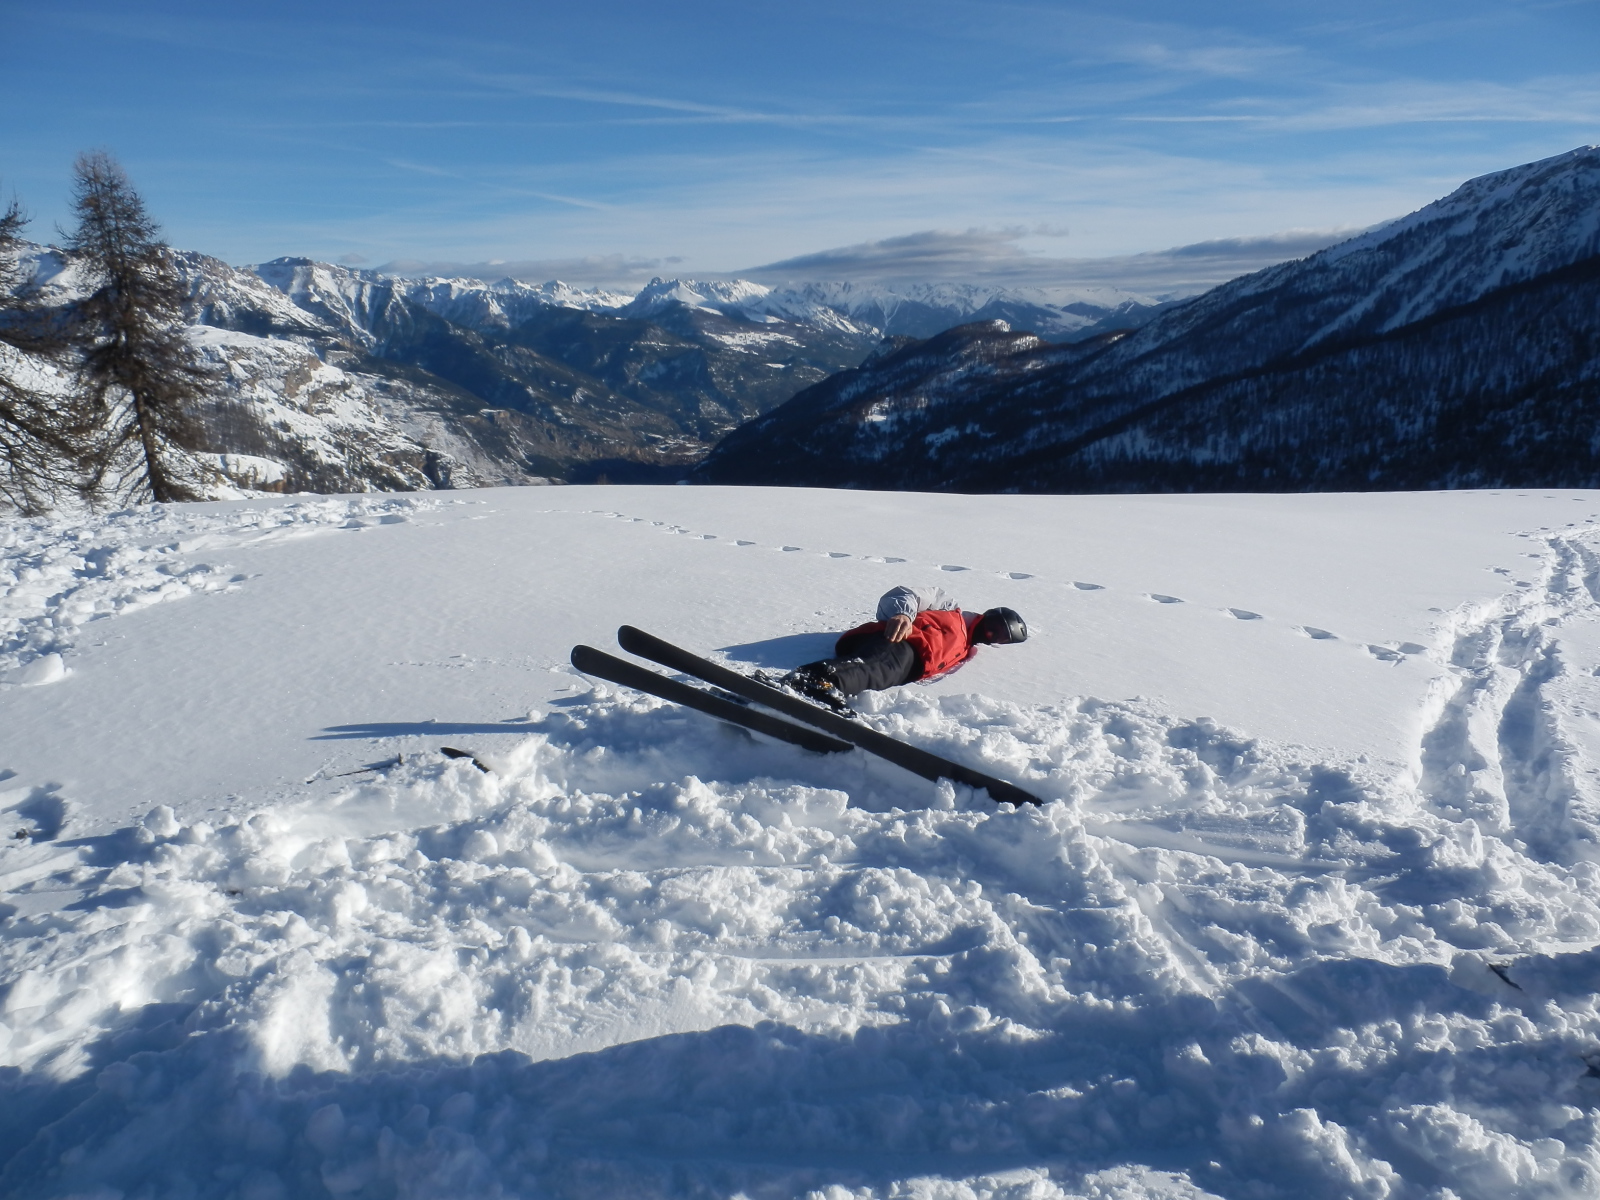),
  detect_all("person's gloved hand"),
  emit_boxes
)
[885,614,913,642]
